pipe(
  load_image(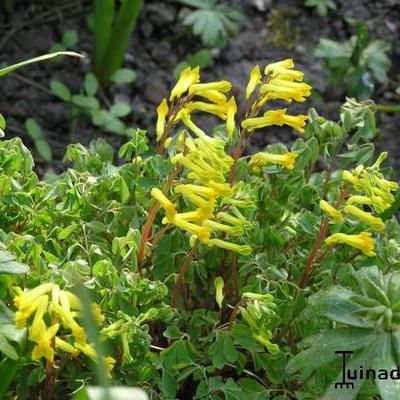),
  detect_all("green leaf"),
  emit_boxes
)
[0,251,29,274]
[50,80,72,101]
[62,30,79,48]
[73,386,148,400]
[110,102,131,118]
[35,138,53,161]
[0,52,82,78]
[0,113,6,130]
[110,68,137,84]
[287,327,375,376]
[85,221,106,233]
[72,95,100,110]
[57,224,80,240]
[25,118,42,141]
[84,73,99,96]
